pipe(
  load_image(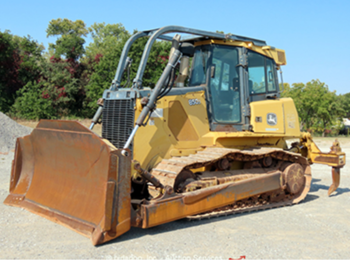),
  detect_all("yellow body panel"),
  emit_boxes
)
[250,97,300,137]
[282,98,301,136]
[250,100,285,134]
[133,91,301,170]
